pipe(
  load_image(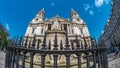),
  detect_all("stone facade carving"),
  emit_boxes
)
[51,18,61,30]
[24,8,92,64]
